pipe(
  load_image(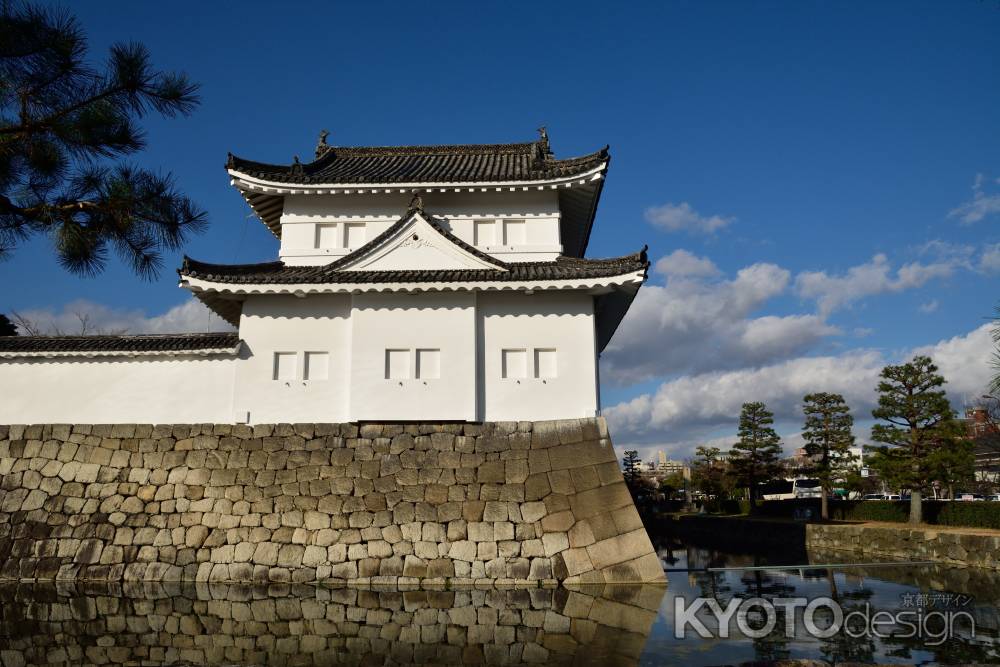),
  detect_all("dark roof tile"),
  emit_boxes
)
[227,138,608,185]
[0,332,241,354]
[179,252,648,286]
